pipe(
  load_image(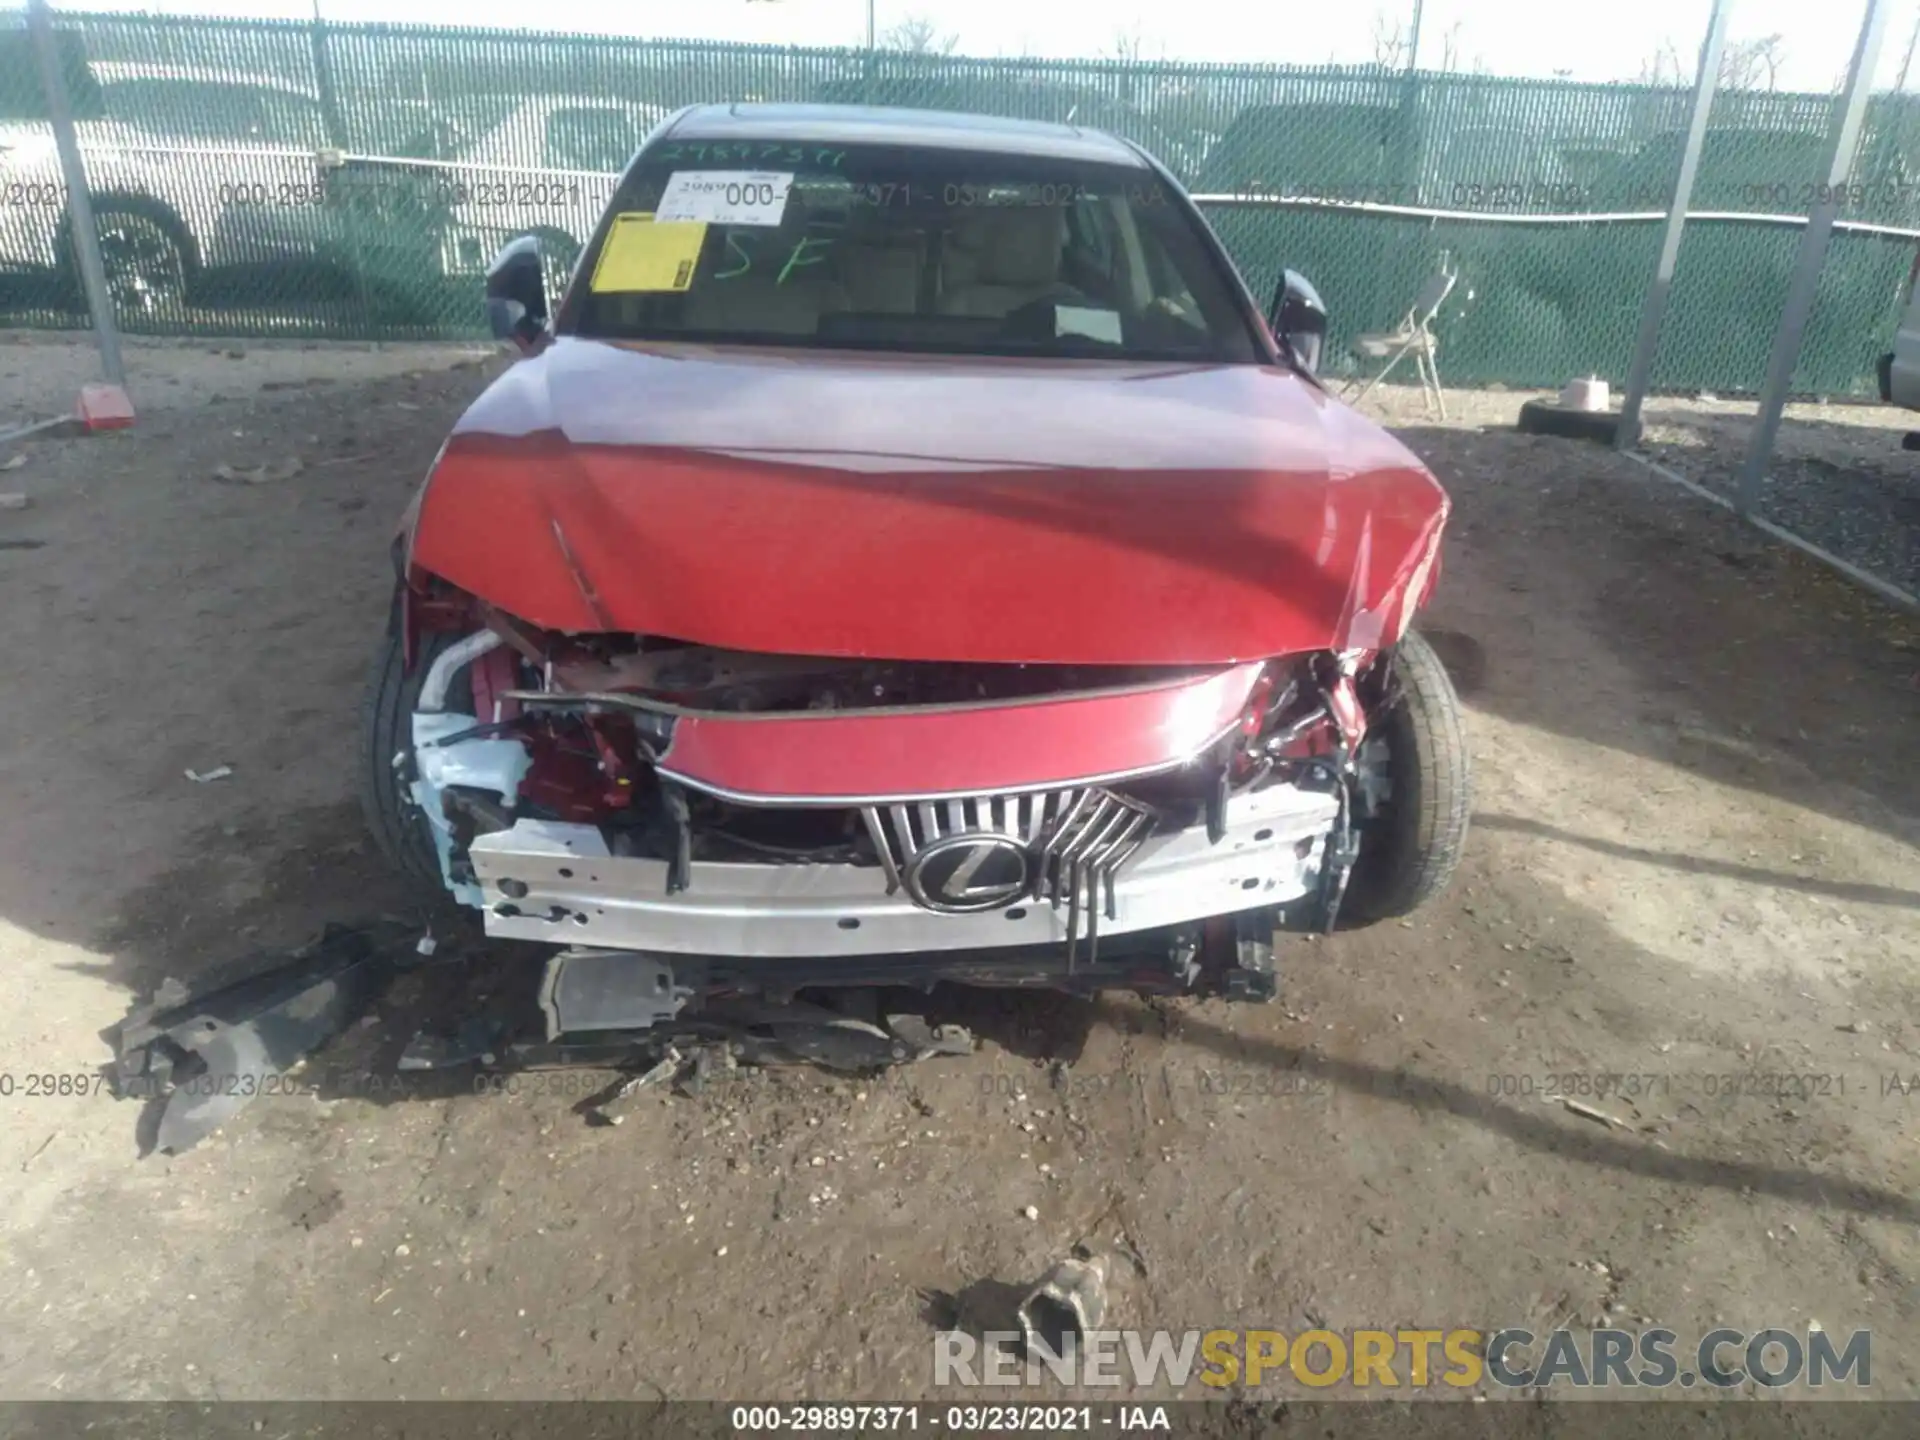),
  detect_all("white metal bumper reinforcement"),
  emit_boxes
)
[467,783,1339,957]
